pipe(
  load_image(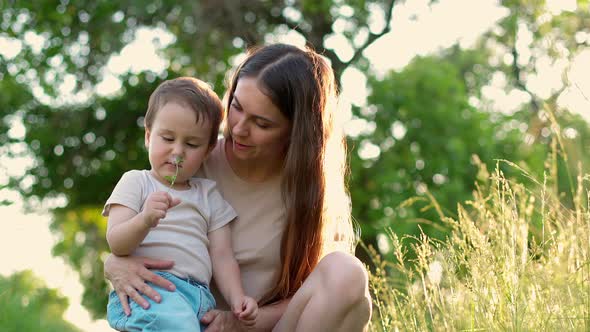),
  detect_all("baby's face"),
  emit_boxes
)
[145,102,212,189]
